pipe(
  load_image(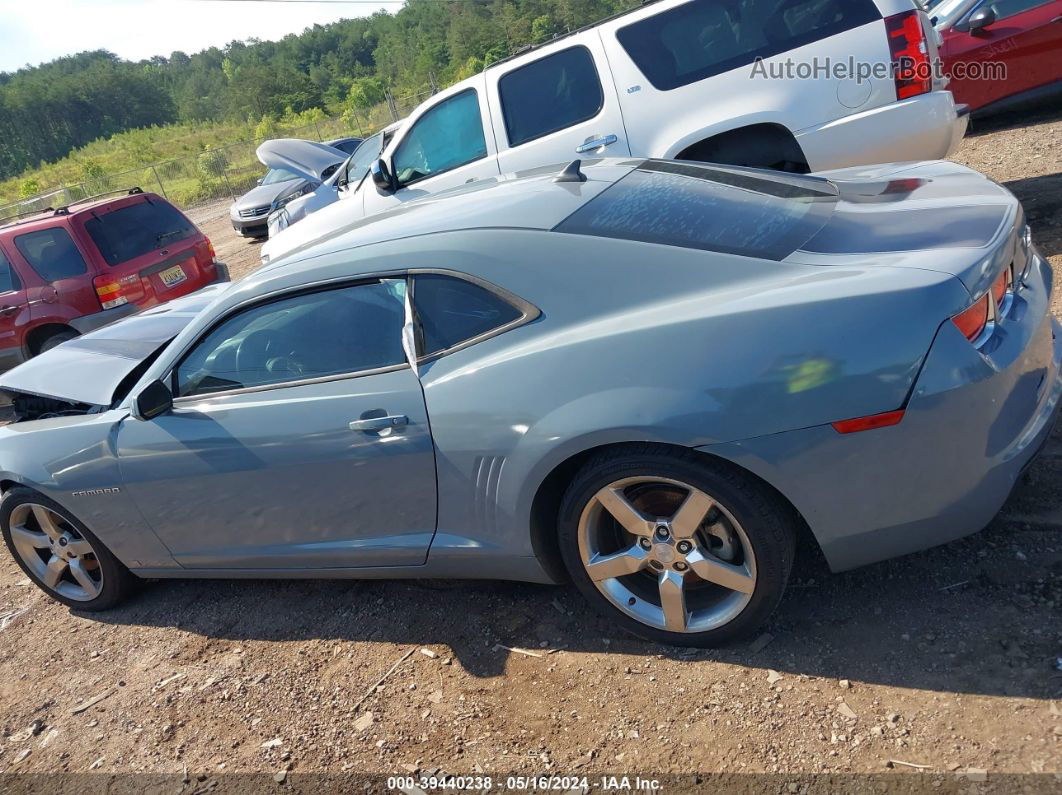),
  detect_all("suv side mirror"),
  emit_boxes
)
[371,158,396,195]
[967,6,996,31]
[134,380,173,420]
